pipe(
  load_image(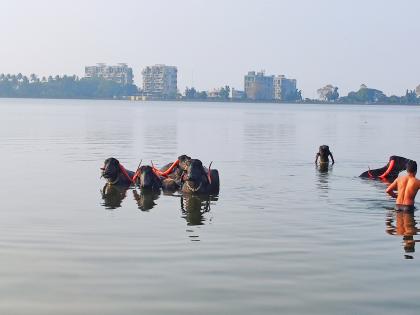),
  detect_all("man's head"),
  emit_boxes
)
[318,145,330,157]
[406,160,417,175]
